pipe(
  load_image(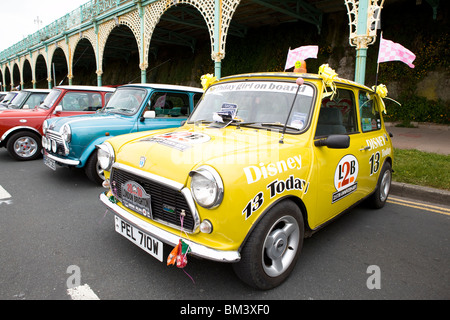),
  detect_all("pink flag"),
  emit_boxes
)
[378,35,415,68]
[284,45,318,70]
